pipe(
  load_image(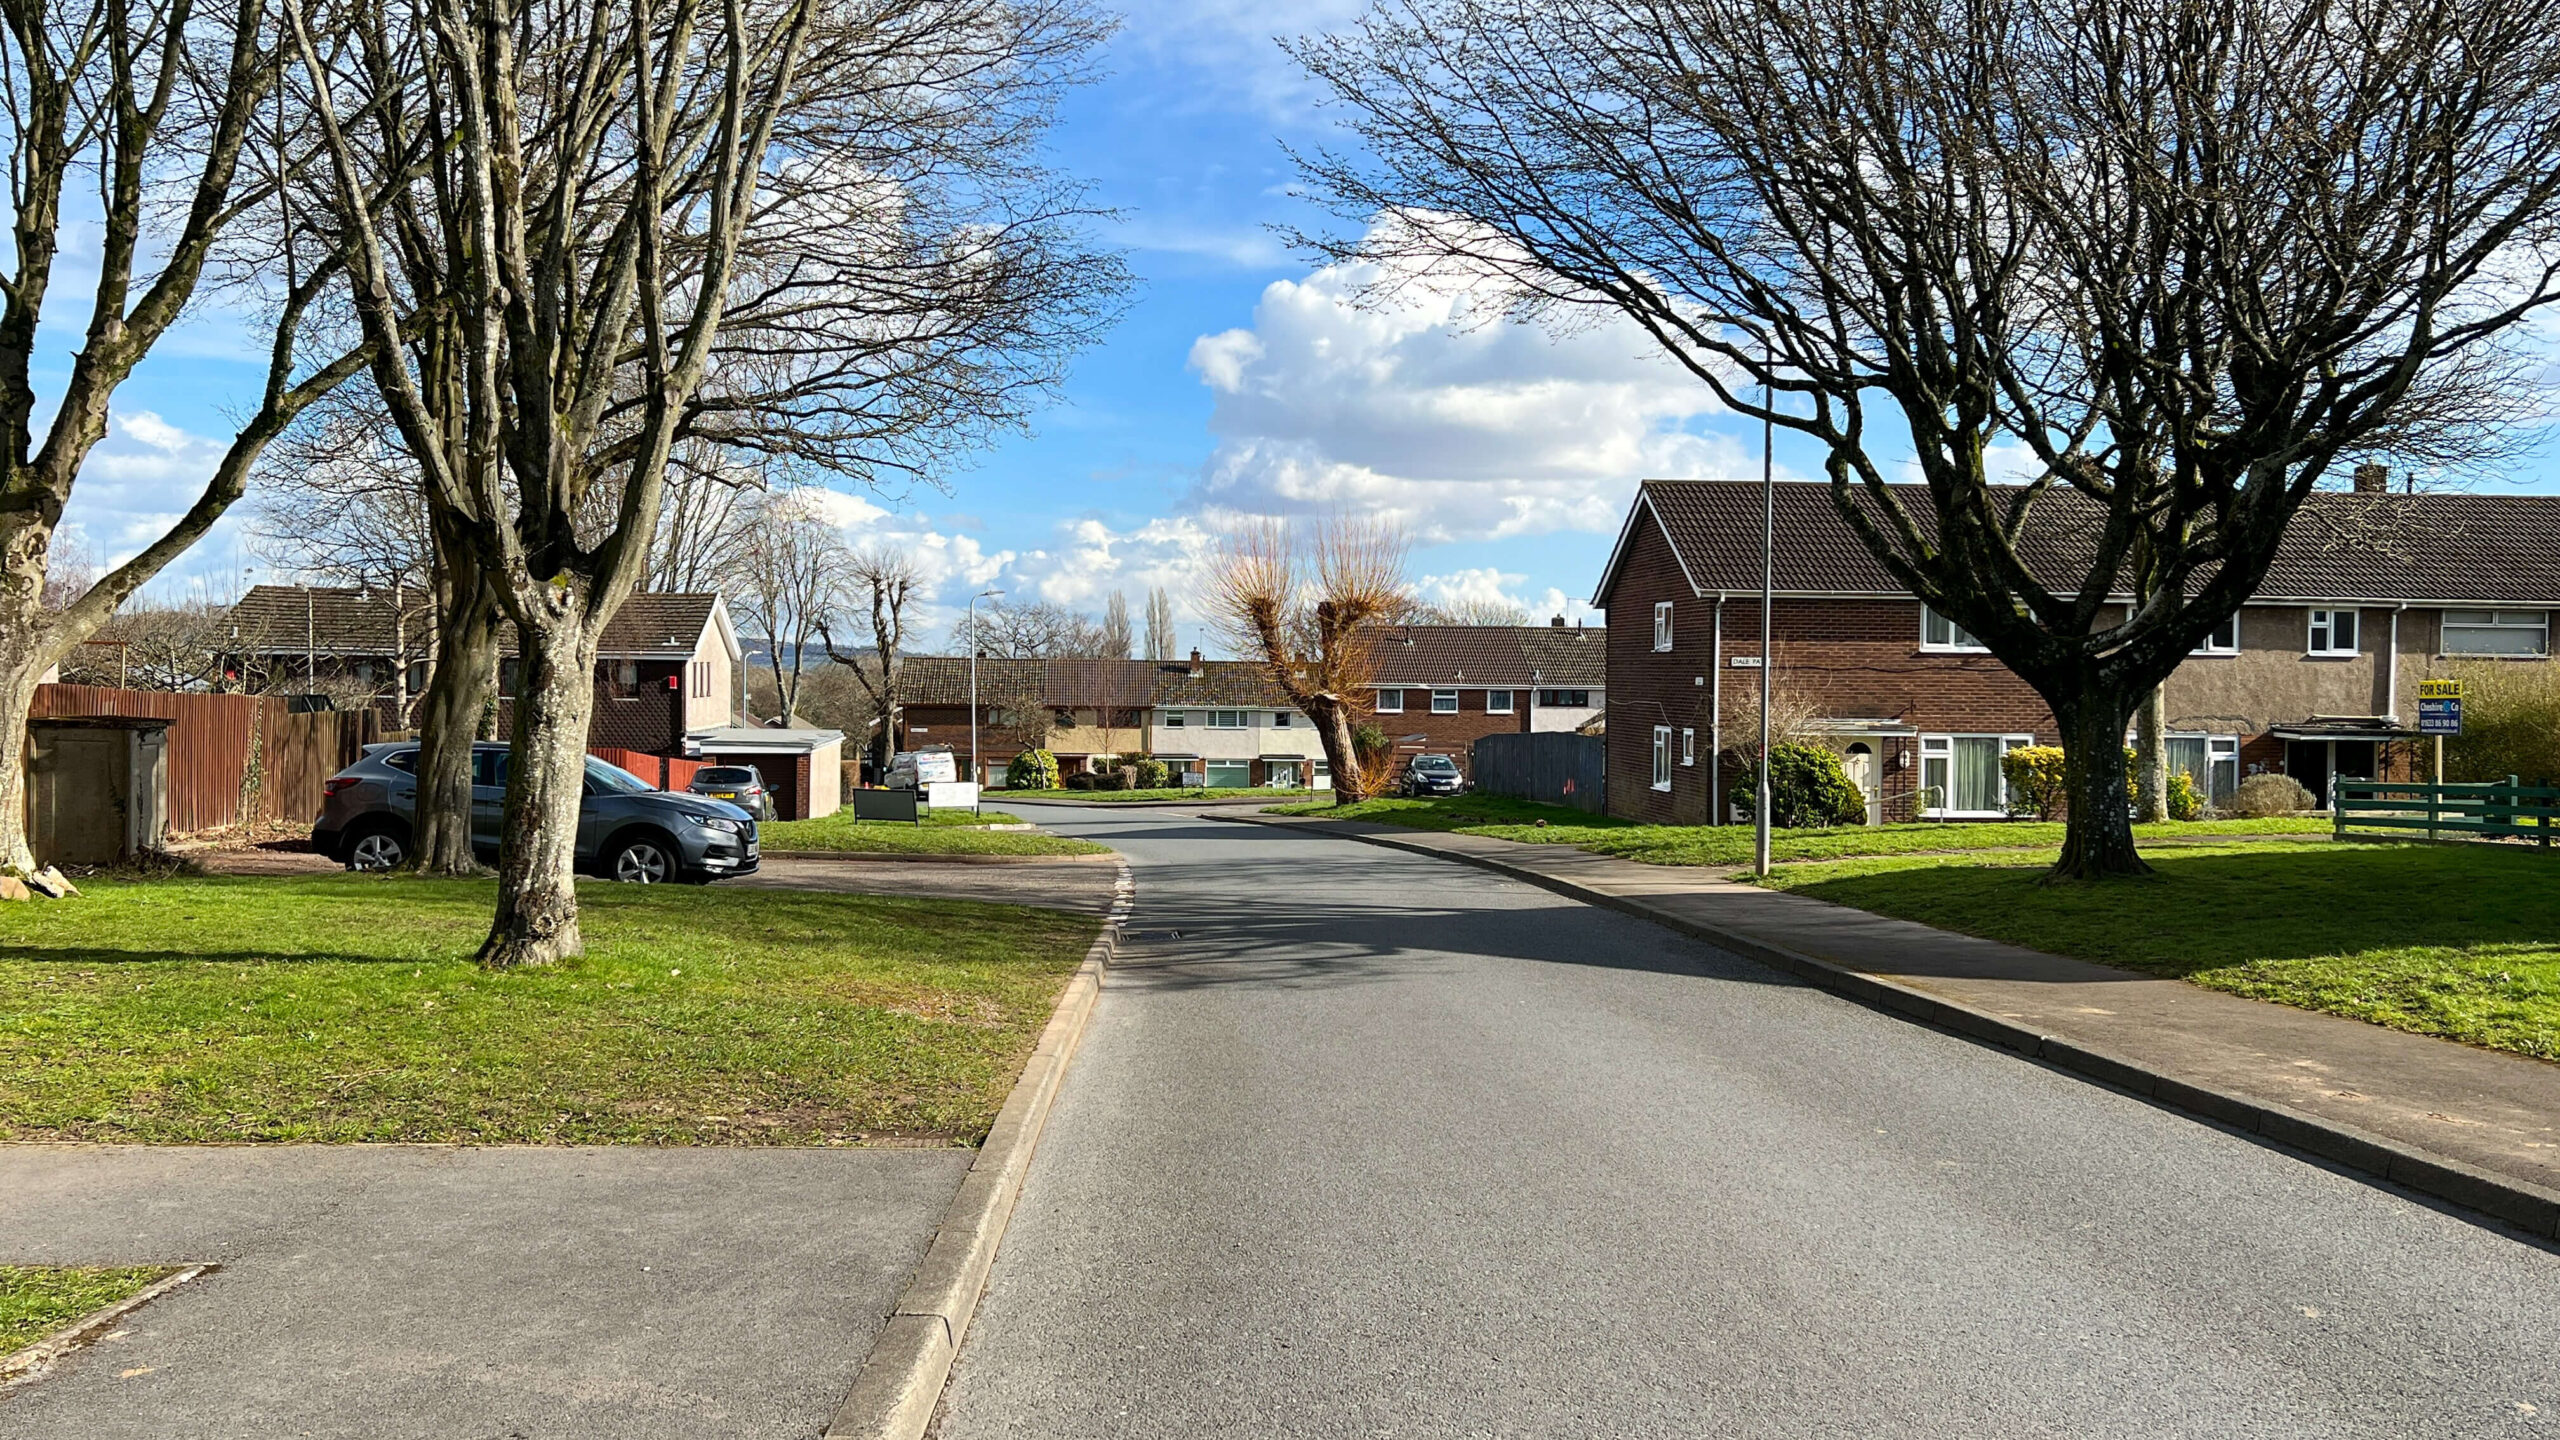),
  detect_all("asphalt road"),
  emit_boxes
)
[937,803,2560,1440]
